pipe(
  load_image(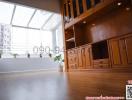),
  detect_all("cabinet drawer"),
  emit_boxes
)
[93,59,109,65]
[93,64,109,69]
